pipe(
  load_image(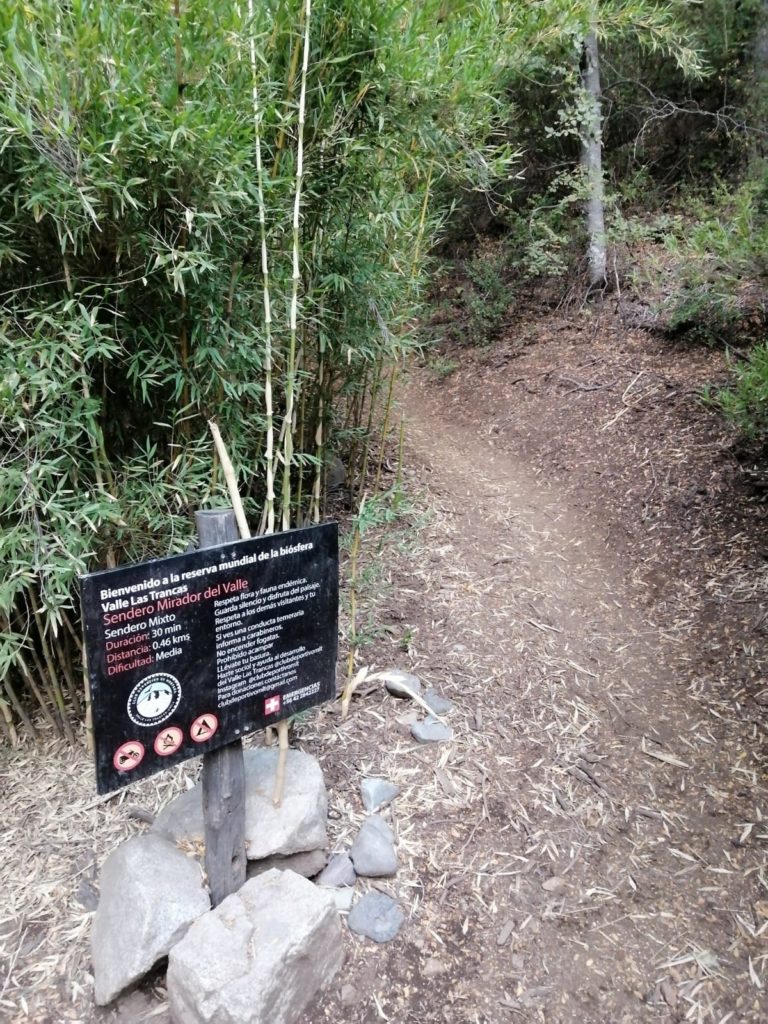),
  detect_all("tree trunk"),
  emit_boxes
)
[580,19,607,290]
[753,0,768,157]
